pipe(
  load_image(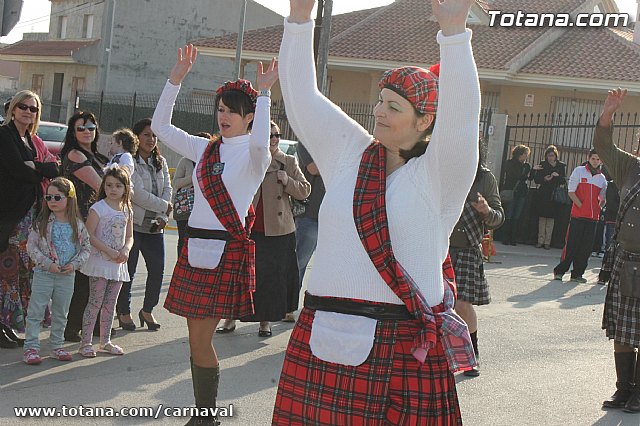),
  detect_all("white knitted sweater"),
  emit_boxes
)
[279,19,480,307]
